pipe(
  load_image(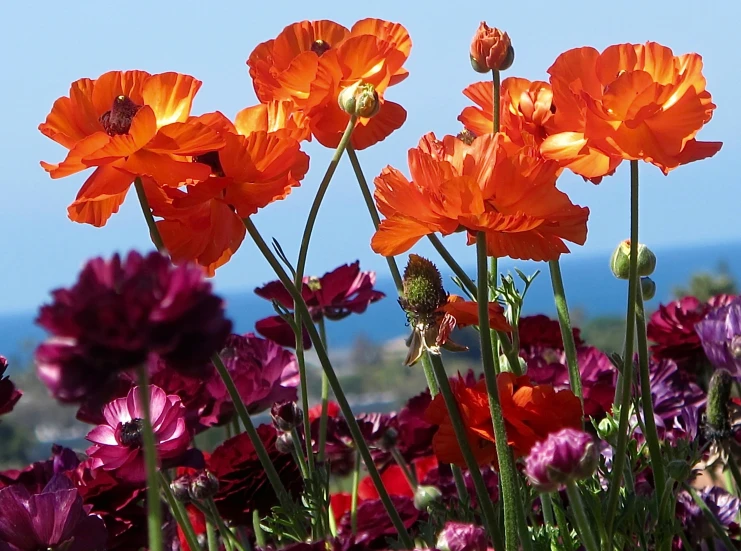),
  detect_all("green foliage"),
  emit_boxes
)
[673,262,737,302]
